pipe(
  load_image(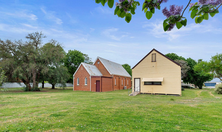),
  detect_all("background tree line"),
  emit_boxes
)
[0,32,94,91]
